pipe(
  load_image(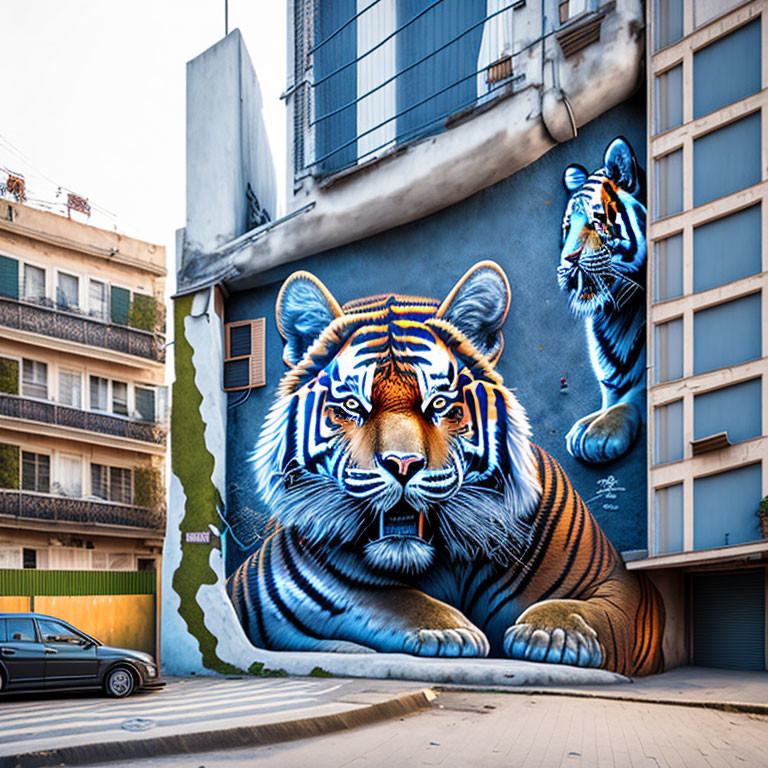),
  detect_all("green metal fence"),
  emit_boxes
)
[0,569,156,597]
